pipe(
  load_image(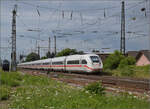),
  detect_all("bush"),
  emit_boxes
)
[118,58,129,68]
[126,56,136,65]
[84,81,105,95]
[104,50,136,70]
[104,50,125,70]
[118,56,136,69]
[119,66,134,77]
